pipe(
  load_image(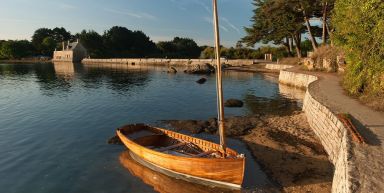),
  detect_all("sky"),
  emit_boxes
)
[0,0,254,47]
